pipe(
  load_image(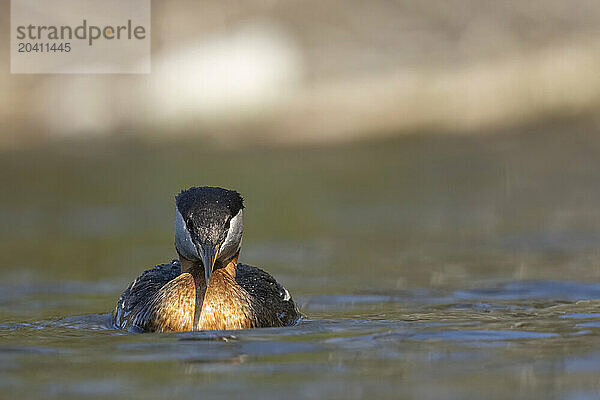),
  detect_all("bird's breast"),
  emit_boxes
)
[197,268,255,330]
